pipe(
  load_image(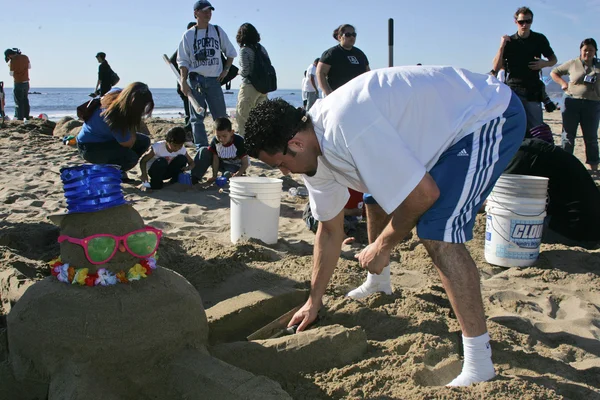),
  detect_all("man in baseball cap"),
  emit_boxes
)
[193,0,214,10]
[178,0,237,149]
